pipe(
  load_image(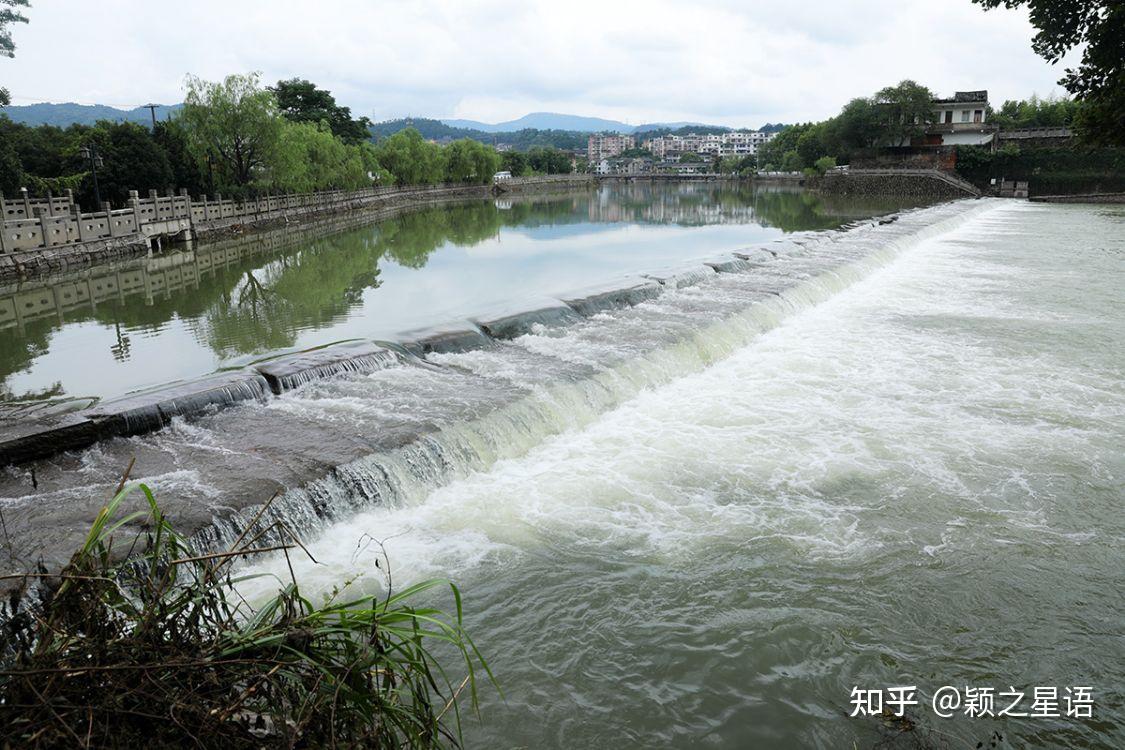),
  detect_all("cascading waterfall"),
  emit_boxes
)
[197,199,995,553]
